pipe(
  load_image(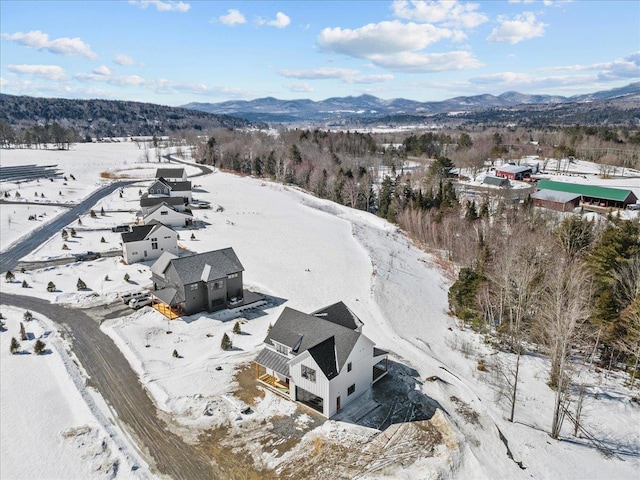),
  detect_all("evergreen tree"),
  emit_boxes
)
[19,322,27,341]
[221,333,233,351]
[34,339,46,355]
[77,278,87,290]
[10,337,20,354]
[100,207,105,216]
[61,229,68,241]
[124,273,130,282]
[172,349,179,358]
[233,321,241,334]
[90,209,96,218]
[23,311,33,321]
[21,280,28,288]
[70,228,77,237]
[465,200,479,221]
[5,271,15,283]
[47,281,56,292]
